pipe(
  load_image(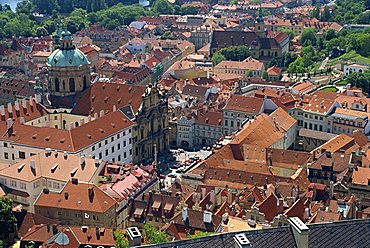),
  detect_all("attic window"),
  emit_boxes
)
[111,123,116,128]
[51,163,59,173]
[70,168,78,177]
[32,134,37,139]
[99,128,104,133]
[60,138,65,143]
[116,86,120,91]
[129,87,132,93]
[45,136,50,141]
[104,96,109,102]
[117,98,121,104]
[17,163,26,172]
[102,84,106,89]
[86,134,92,139]
[91,95,96,101]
